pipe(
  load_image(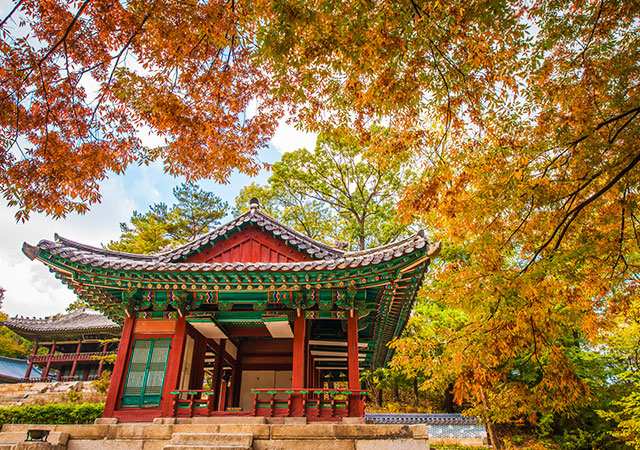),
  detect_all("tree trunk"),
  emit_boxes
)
[413,378,419,407]
[358,219,366,251]
[479,386,502,450]
[444,383,455,413]
[376,388,383,407]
